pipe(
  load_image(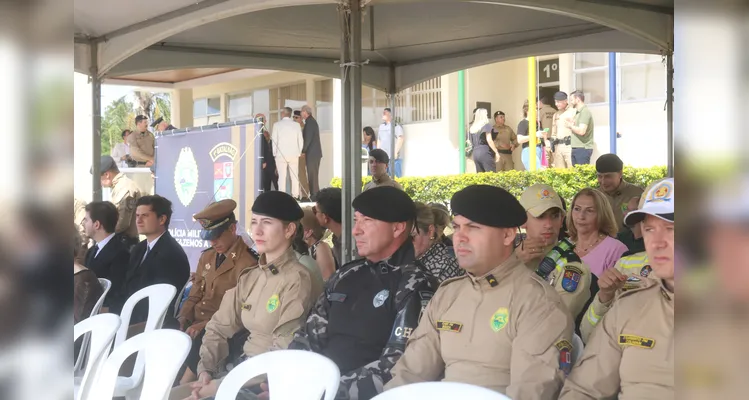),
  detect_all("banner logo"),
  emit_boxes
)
[174,147,199,206]
[211,142,237,202]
